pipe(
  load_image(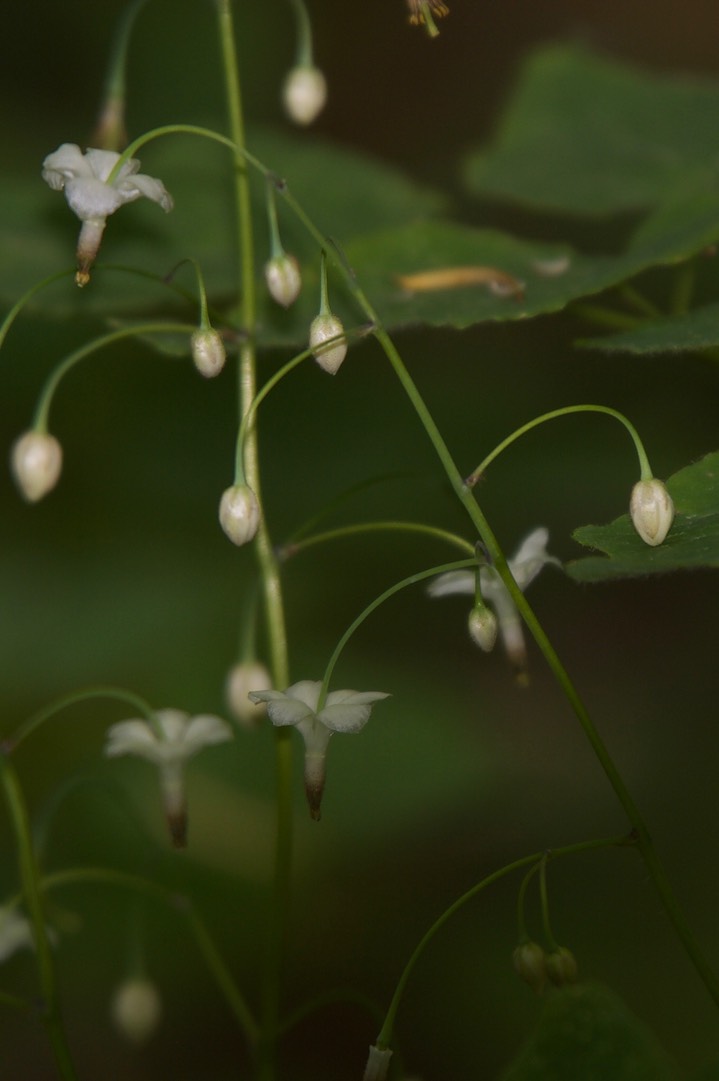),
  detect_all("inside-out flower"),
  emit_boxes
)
[42,143,173,285]
[428,528,561,679]
[249,680,389,820]
[104,709,232,847]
